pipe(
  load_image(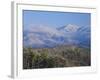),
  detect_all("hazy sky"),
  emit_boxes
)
[23,10,90,29]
